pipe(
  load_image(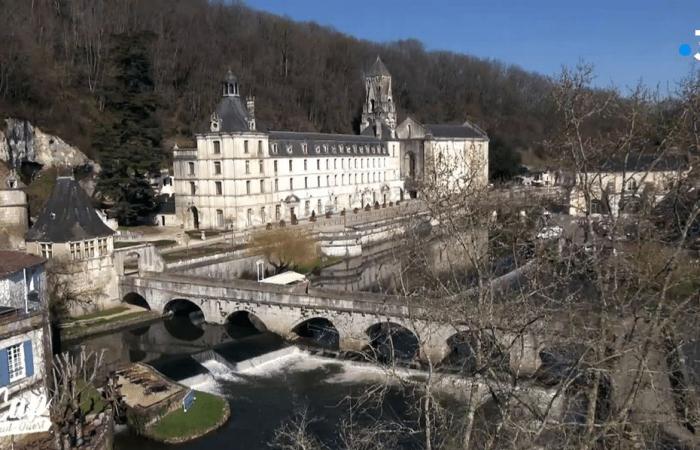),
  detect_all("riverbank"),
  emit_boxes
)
[146,391,230,444]
[118,364,230,444]
[59,304,163,341]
